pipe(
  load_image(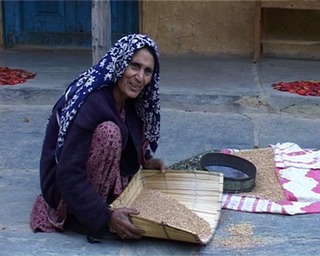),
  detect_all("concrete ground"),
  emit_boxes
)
[0,48,320,255]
